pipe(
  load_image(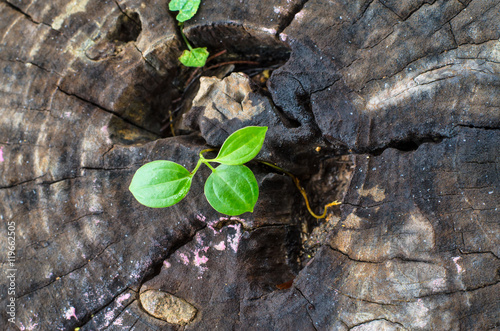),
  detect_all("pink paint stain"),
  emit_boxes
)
[195,232,205,245]
[199,214,221,235]
[163,260,171,268]
[130,270,141,280]
[65,307,78,320]
[116,293,131,306]
[227,223,242,253]
[178,252,190,265]
[0,147,4,162]
[101,125,108,133]
[18,322,39,331]
[194,252,208,267]
[214,241,226,251]
[207,220,220,235]
[193,248,209,273]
